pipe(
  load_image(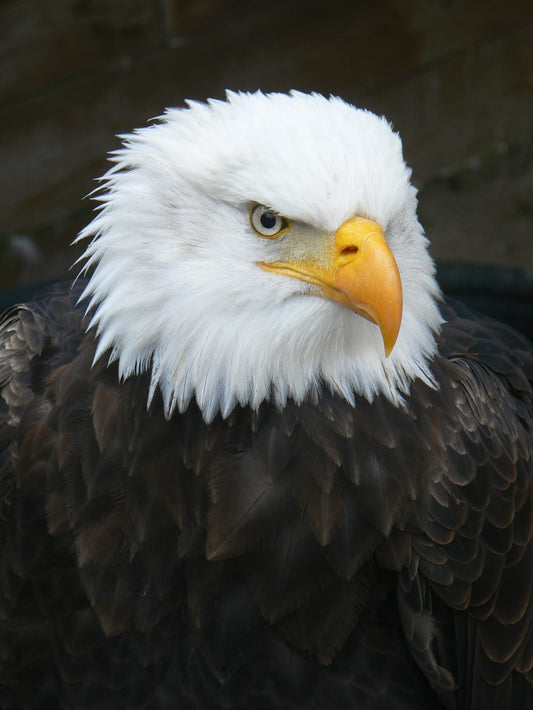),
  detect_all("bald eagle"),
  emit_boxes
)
[0,92,532,710]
